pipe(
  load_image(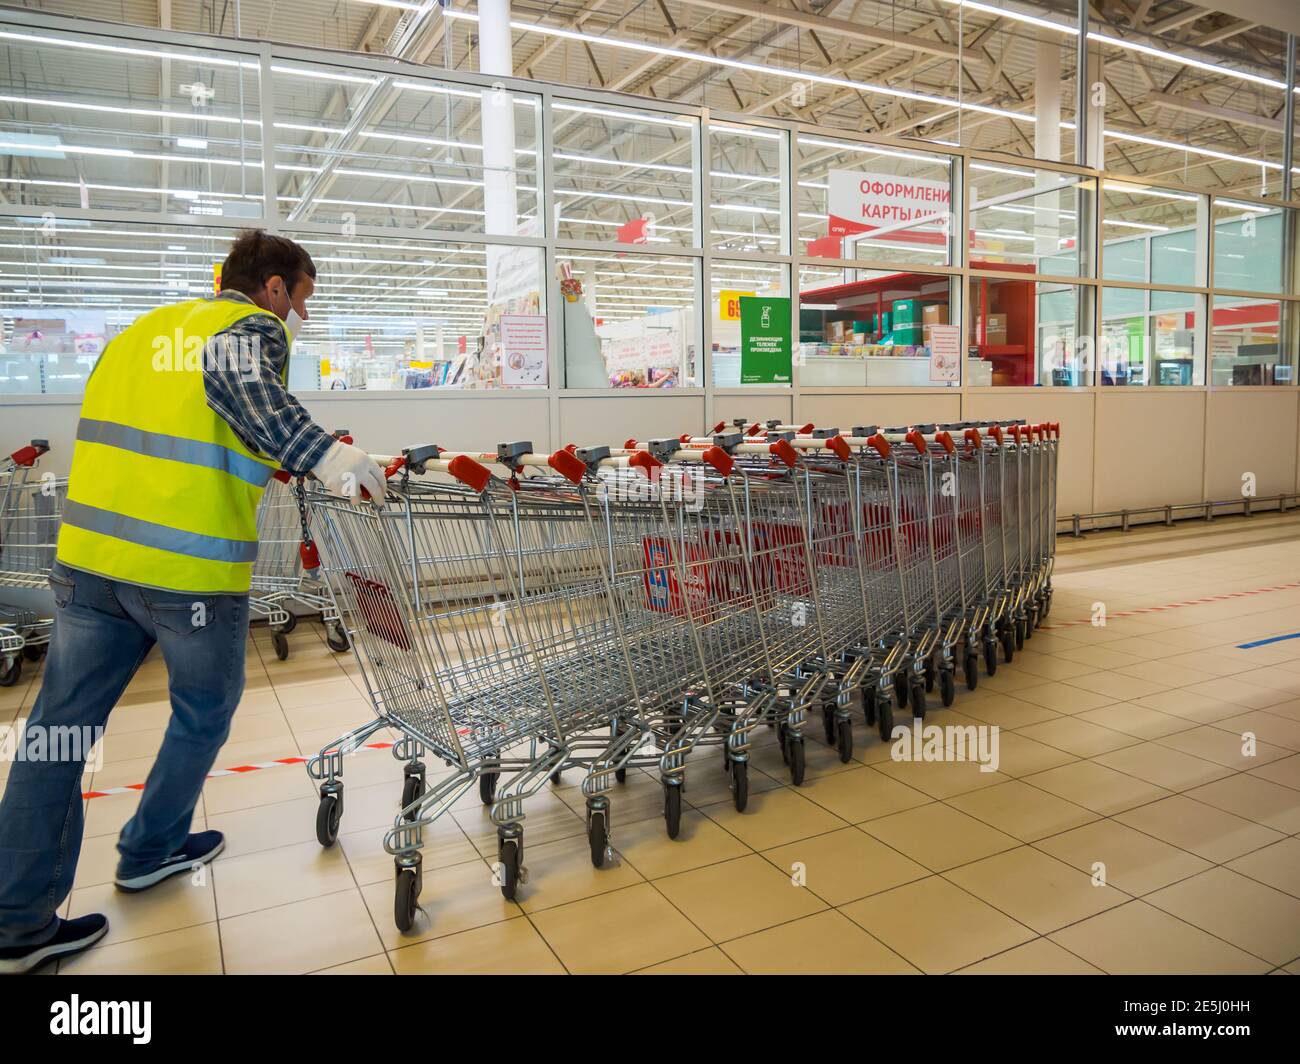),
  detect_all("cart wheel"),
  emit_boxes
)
[615,766,627,784]
[278,612,298,635]
[272,631,289,661]
[836,717,853,763]
[964,652,979,691]
[1028,603,1040,632]
[730,760,749,812]
[822,705,836,746]
[1044,590,1053,618]
[909,678,927,721]
[587,808,608,869]
[315,789,342,848]
[1015,616,1026,650]
[862,686,877,726]
[394,864,420,932]
[663,782,682,839]
[326,625,350,653]
[984,638,999,676]
[400,771,425,822]
[498,836,521,900]
[924,657,935,693]
[877,693,895,743]
[939,667,956,708]
[788,736,806,785]
[21,643,44,662]
[550,769,562,785]
[1001,627,1015,663]
[0,657,20,687]
[479,770,498,805]
[777,722,789,764]
[894,671,909,710]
